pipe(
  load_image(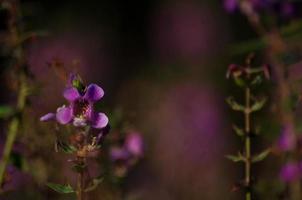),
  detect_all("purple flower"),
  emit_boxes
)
[125,132,144,157]
[280,162,301,182]
[277,126,296,152]
[40,83,108,129]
